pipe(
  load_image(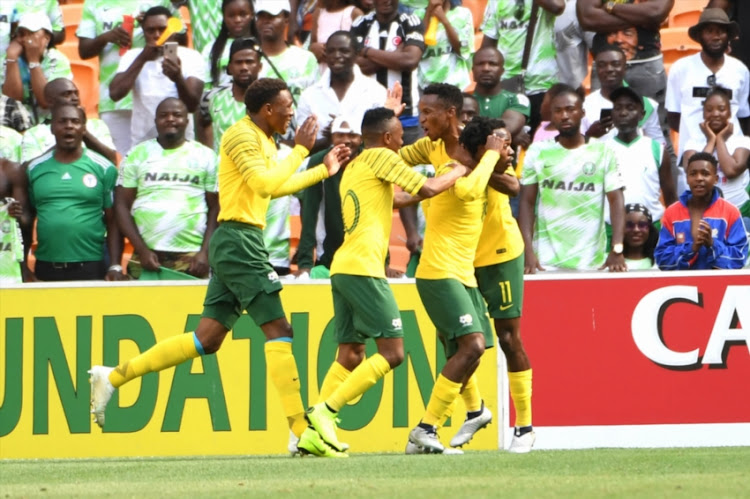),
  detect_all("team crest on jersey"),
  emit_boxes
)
[82,173,98,188]
[392,318,403,331]
[711,228,719,238]
[582,162,596,176]
[392,36,402,47]
[1,220,9,233]
[459,314,473,326]
[268,271,279,282]
[675,232,685,244]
